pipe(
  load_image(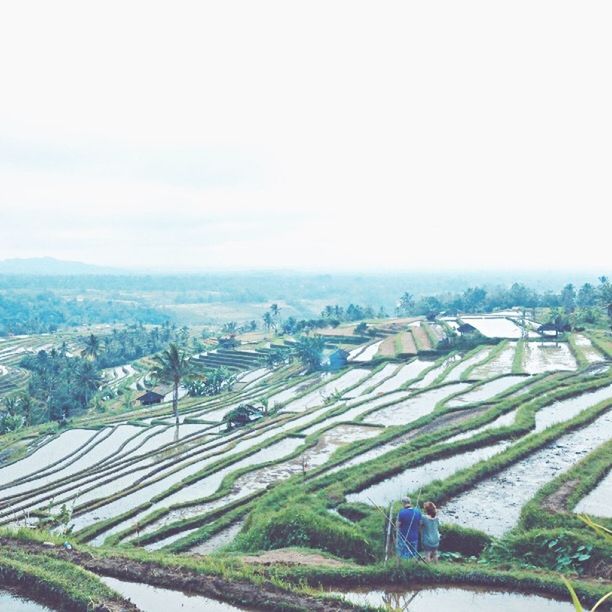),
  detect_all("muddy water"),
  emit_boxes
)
[533,384,612,432]
[344,364,398,398]
[470,343,517,379]
[575,334,605,363]
[460,317,524,339]
[86,436,305,543]
[138,425,379,546]
[0,591,54,611]
[362,383,470,427]
[442,410,612,536]
[522,342,577,374]
[333,586,568,611]
[100,576,248,611]
[444,348,494,383]
[346,441,510,507]
[446,376,526,407]
[574,470,612,517]
[188,520,245,555]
